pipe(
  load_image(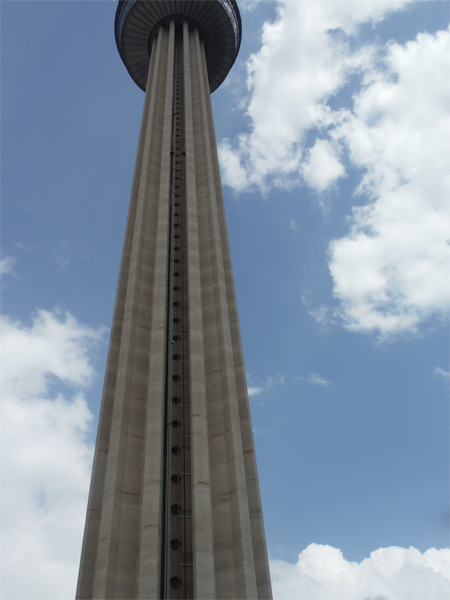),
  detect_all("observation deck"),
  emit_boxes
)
[115,0,242,93]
